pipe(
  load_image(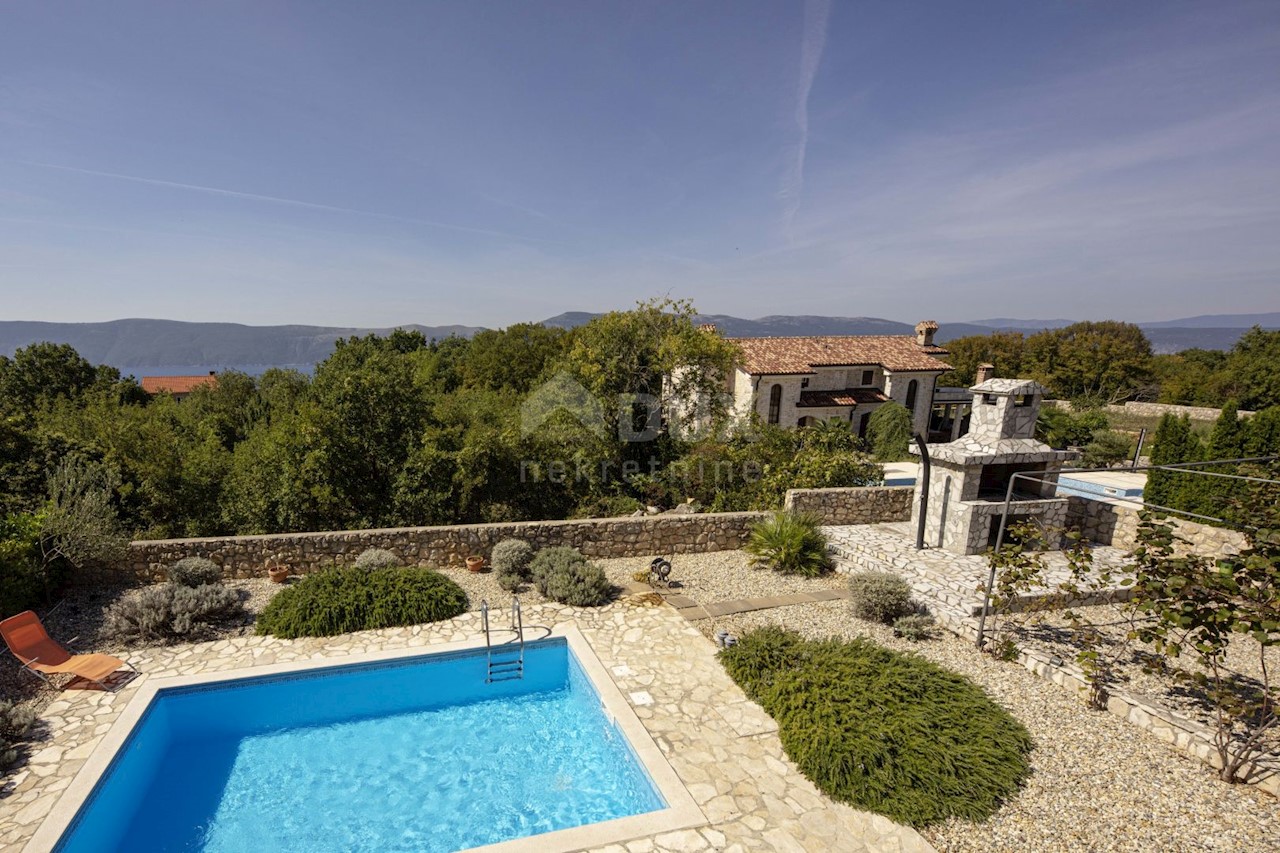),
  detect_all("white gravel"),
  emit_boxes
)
[594,550,845,604]
[705,598,1280,853]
